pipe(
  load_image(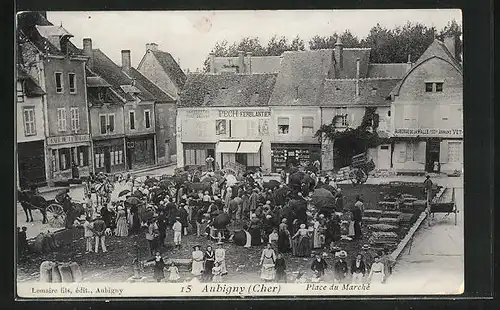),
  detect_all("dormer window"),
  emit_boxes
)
[204,92,211,104]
